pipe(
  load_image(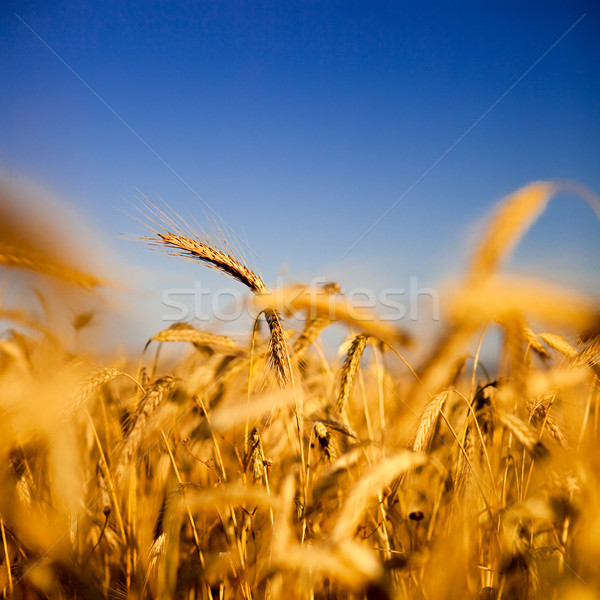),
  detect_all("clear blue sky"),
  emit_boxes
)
[1,1,599,340]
